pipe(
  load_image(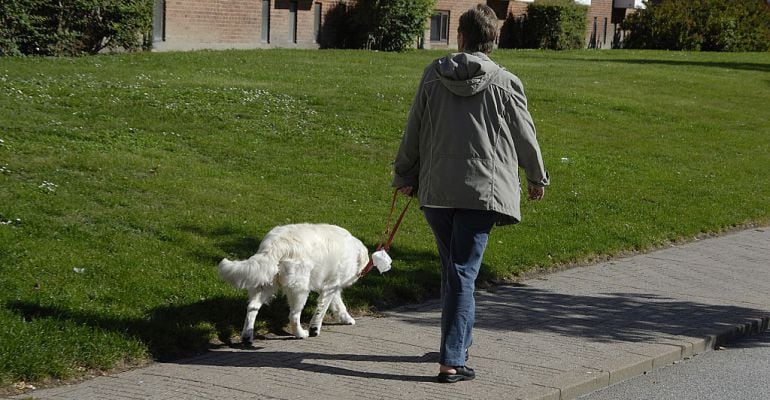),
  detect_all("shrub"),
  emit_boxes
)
[0,0,153,56]
[356,0,436,51]
[500,0,588,50]
[321,0,435,51]
[622,0,770,52]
